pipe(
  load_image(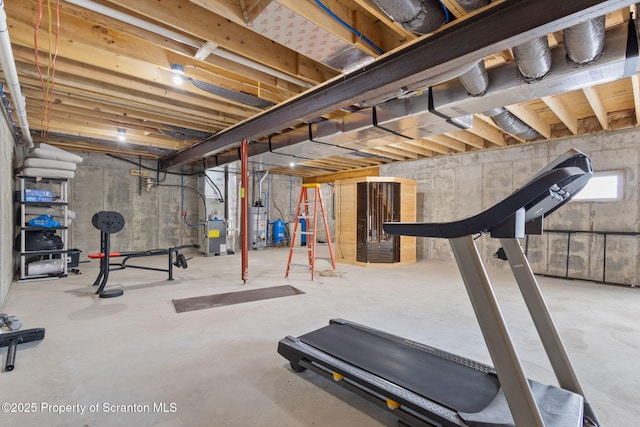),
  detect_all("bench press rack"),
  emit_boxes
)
[89,211,199,298]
